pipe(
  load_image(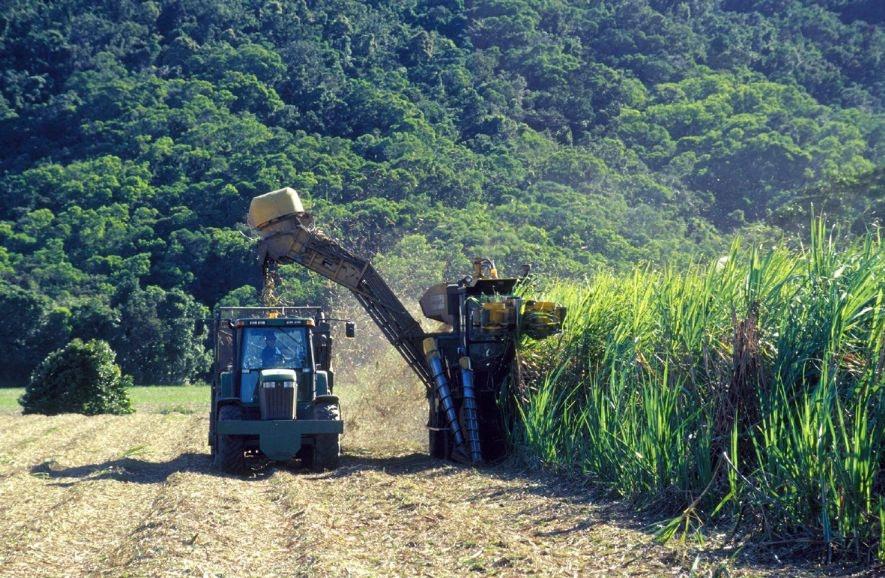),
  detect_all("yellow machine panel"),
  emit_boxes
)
[478,301,516,334]
[521,300,567,339]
